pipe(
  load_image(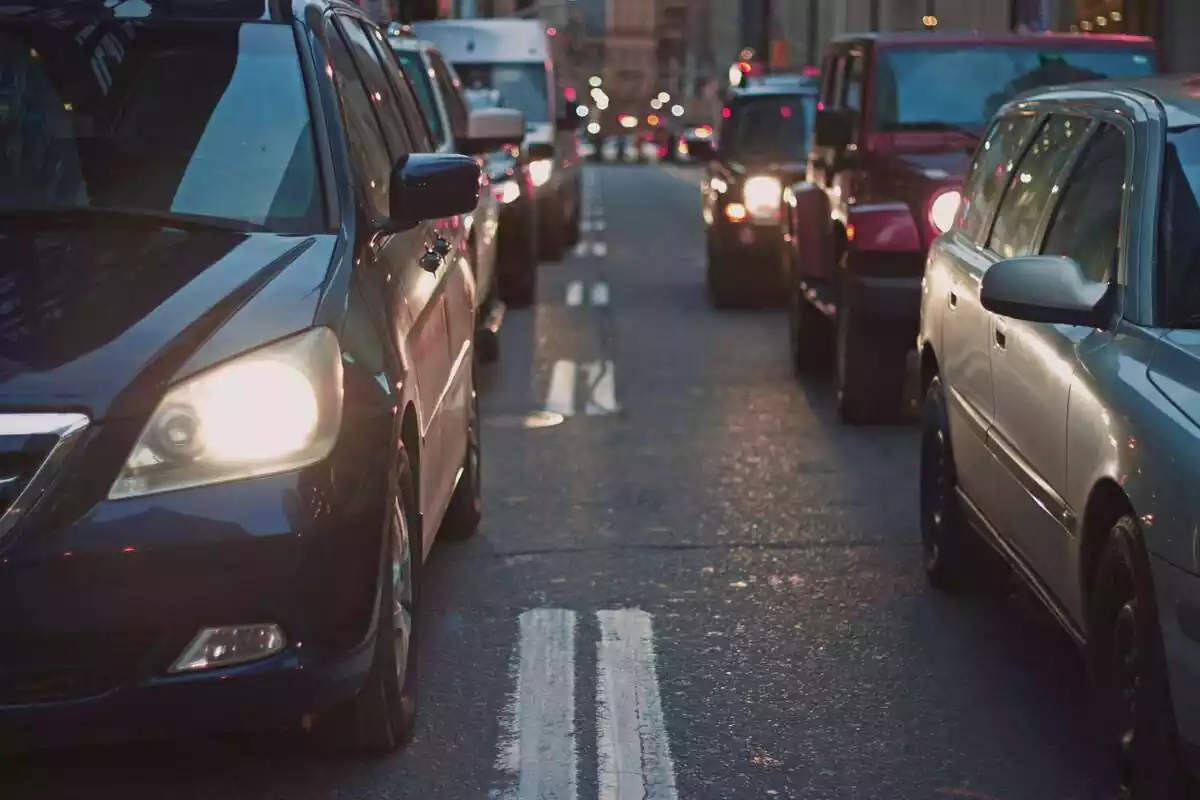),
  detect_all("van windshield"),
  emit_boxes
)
[874,46,1157,133]
[454,62,548,124]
